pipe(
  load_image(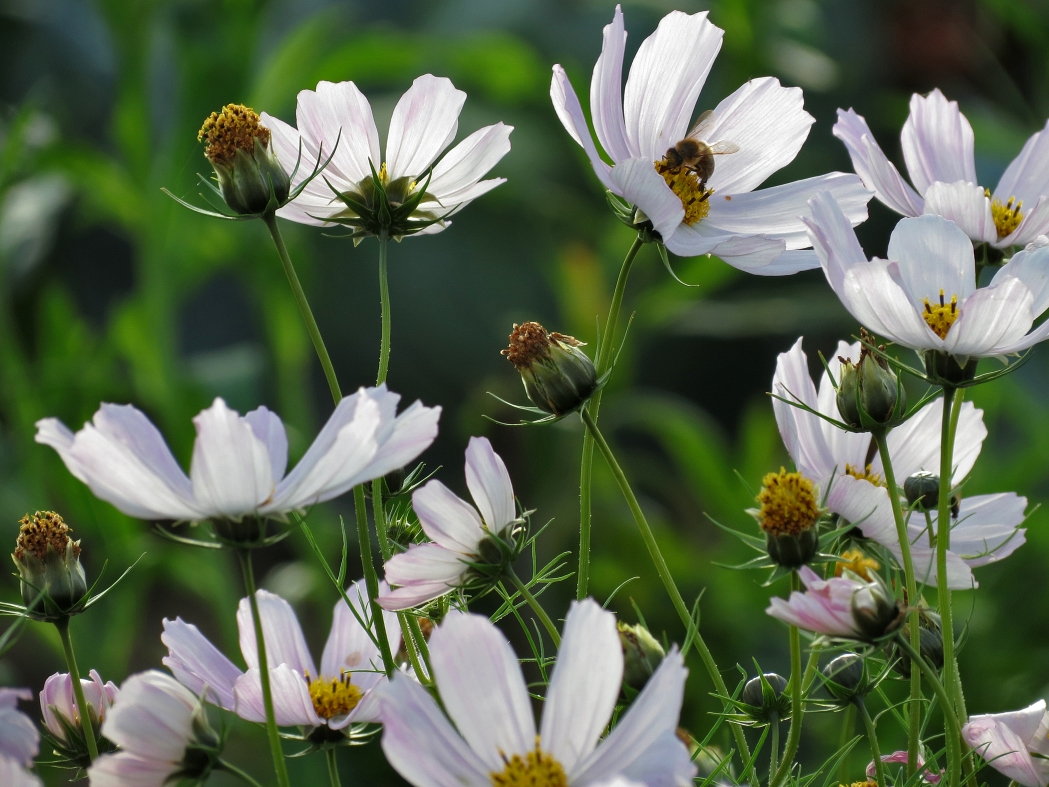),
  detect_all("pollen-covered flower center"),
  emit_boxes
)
[986,190,1024,239]
[835,549,880,581]
[15,511,78,561]
[654,158,712,225]
[921,289,959,339]
[198,104,270,167]
[490,746,568,787]
[306,673,362,720]
[844,463,884,487]
[757,469,819,536]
